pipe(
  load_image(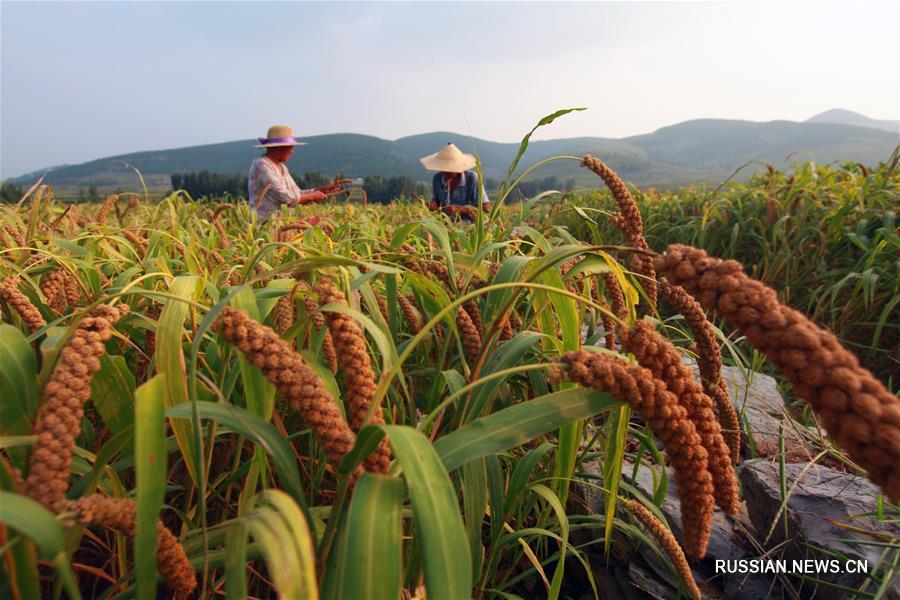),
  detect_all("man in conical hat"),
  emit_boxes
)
[419,143,491,218]
[248,125,341,222]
